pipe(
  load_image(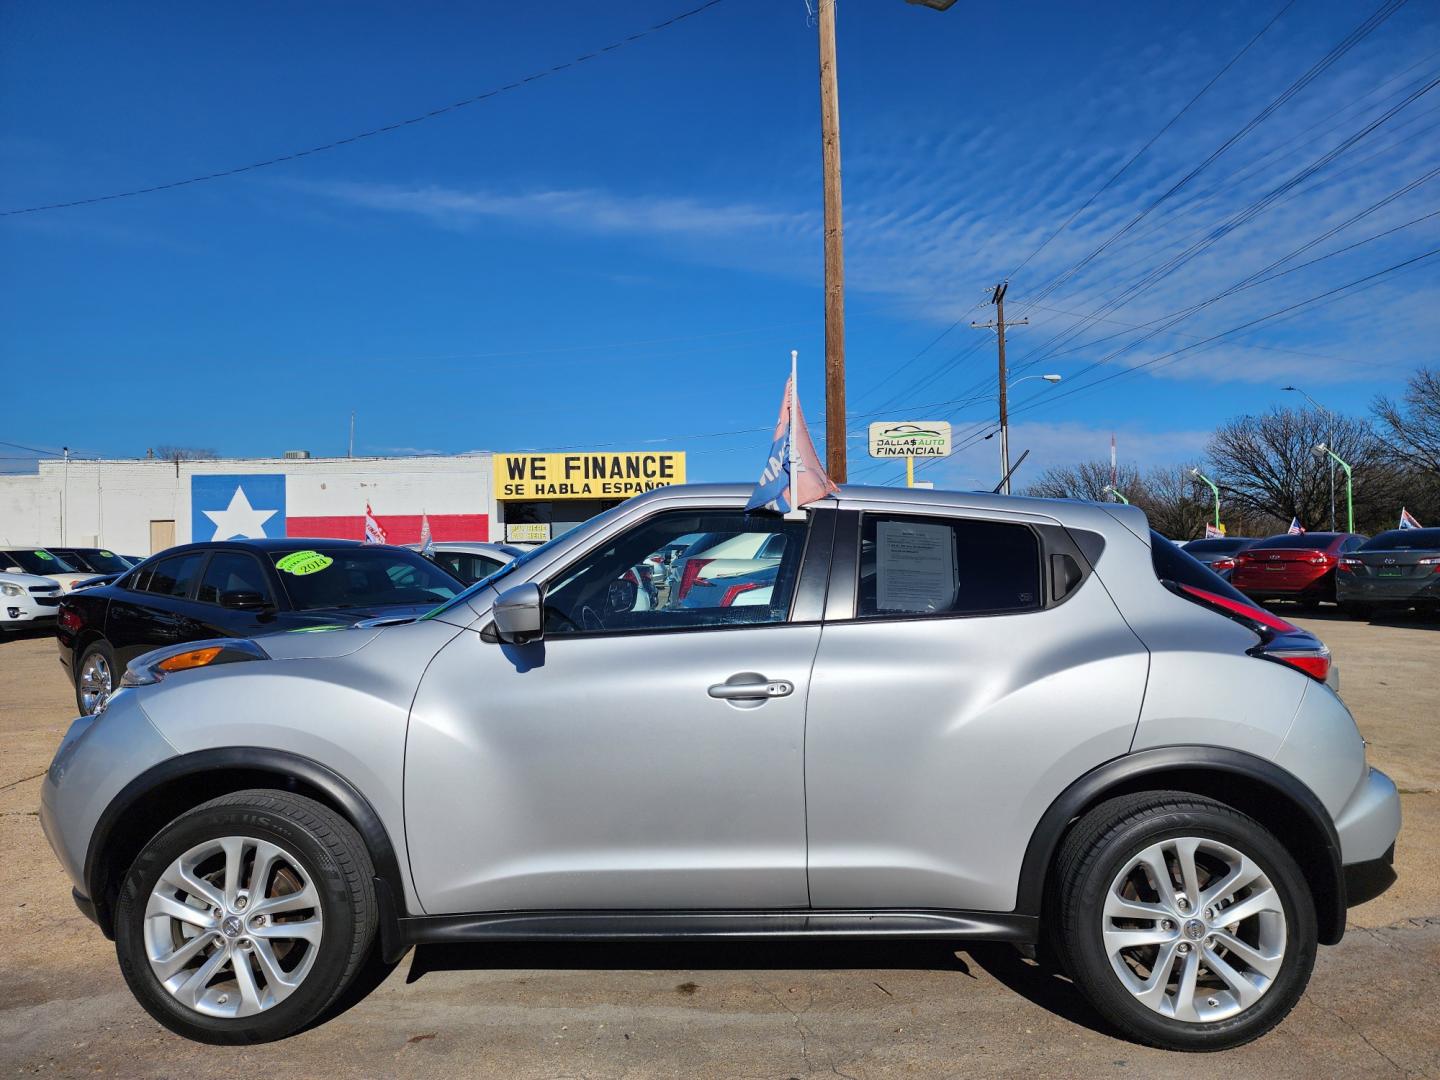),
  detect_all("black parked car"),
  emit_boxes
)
[57,538,465,716]
[1336,527,1440,618]
[49,547,137,575]
[1179,536,1256,581]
